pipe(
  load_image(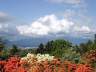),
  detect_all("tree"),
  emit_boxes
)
[44,39,72,57]
[45,41,53,53]
[94,34,96,44]
[92,34,96,50]
[86,40,93,50]
[0,37,5,55]
[74,45,82,53]
[79,39,94,54]
[37,43,44,54]
[10,45,19,55]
